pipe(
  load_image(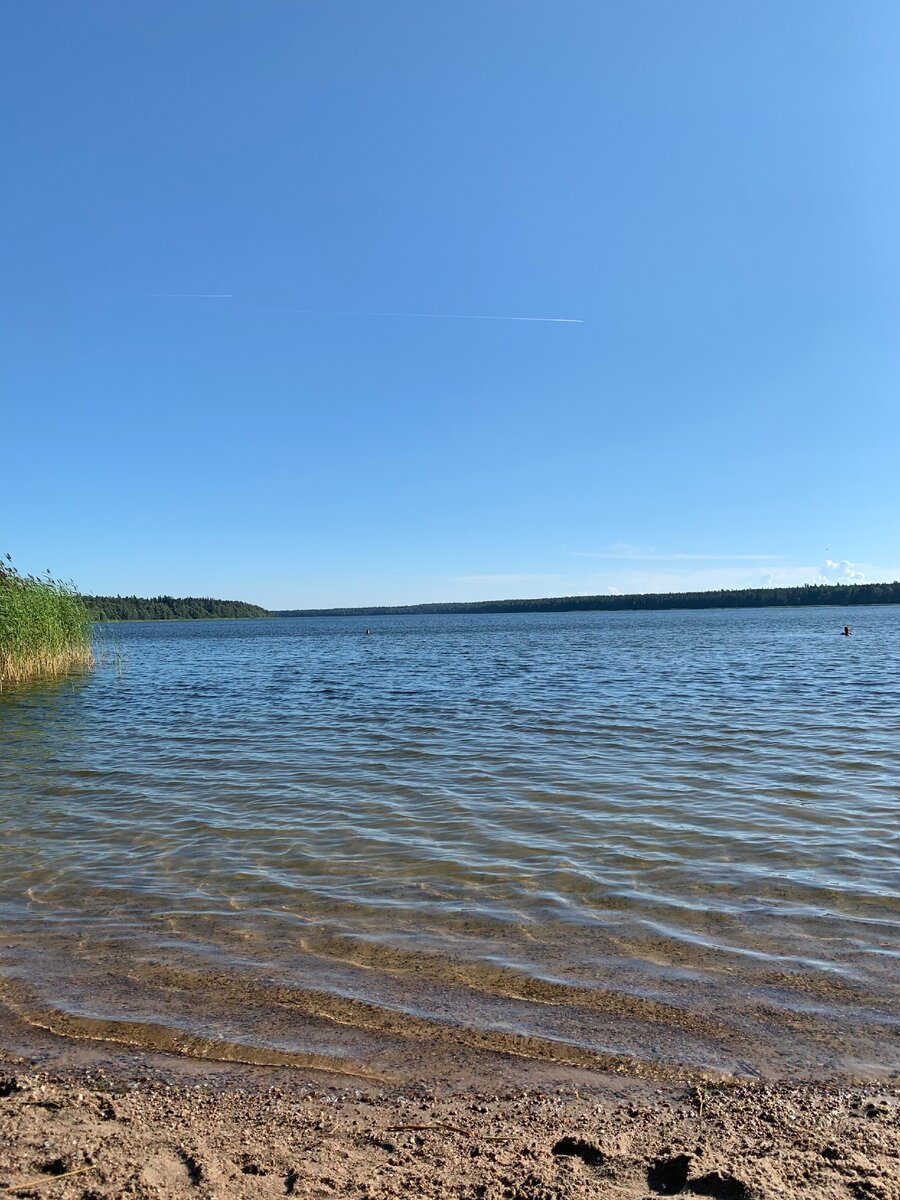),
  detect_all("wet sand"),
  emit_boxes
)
[1,1051,898,1199]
